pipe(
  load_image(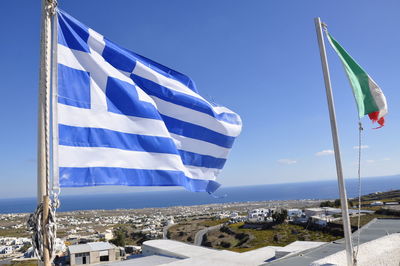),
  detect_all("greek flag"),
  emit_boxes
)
[55,9,242,193]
